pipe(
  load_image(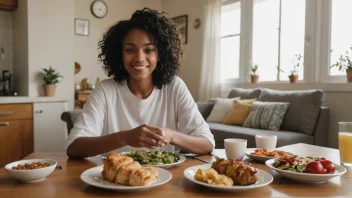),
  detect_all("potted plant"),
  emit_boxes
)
[250,63,259,83]
[330,46,352,82]
[37,66,63,97]
[288,54,302,83]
